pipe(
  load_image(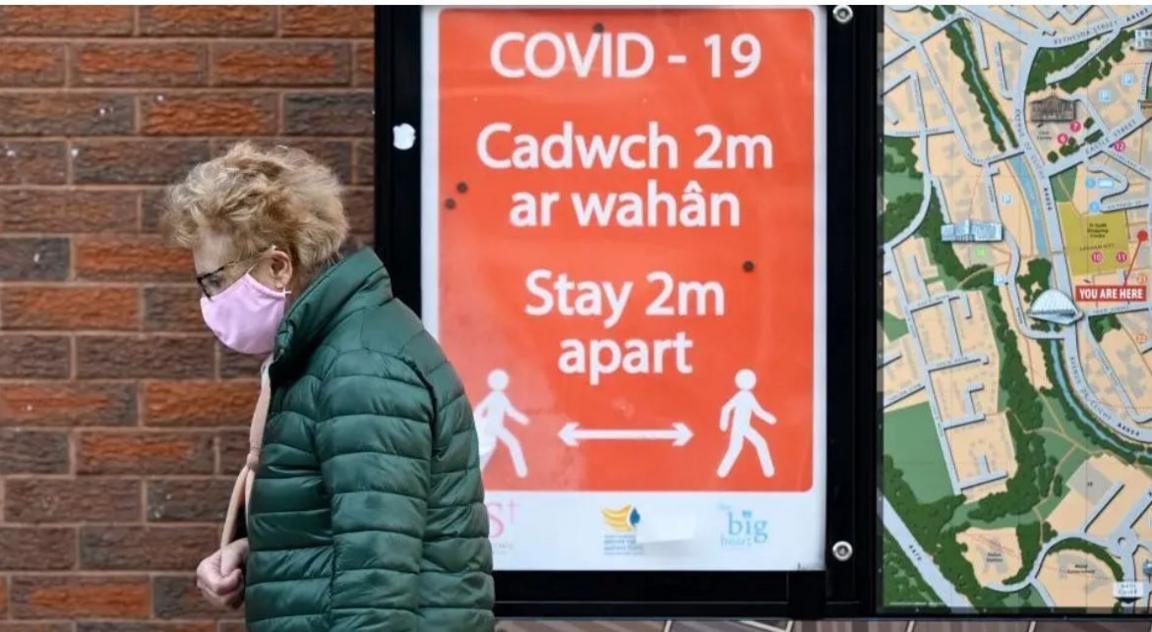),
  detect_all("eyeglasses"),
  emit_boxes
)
[195,249,270,299]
